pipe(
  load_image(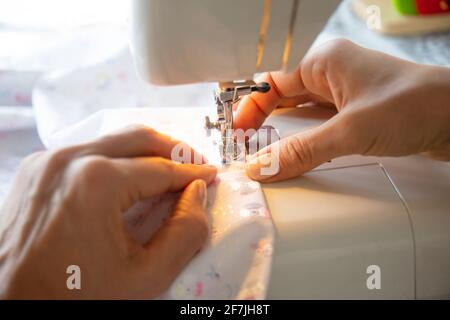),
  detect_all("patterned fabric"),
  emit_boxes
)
[124,165,274,300]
